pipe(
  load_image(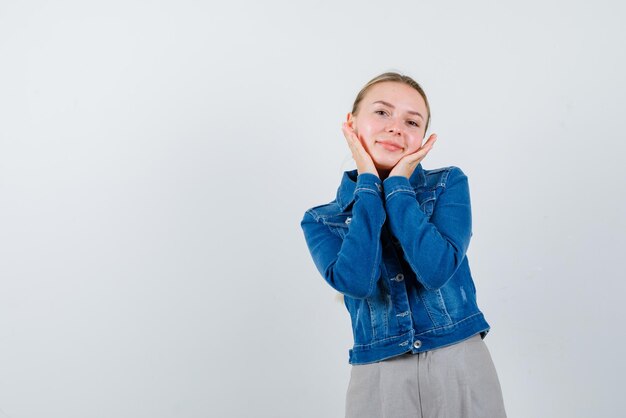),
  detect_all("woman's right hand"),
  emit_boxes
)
[342,122,379,178]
